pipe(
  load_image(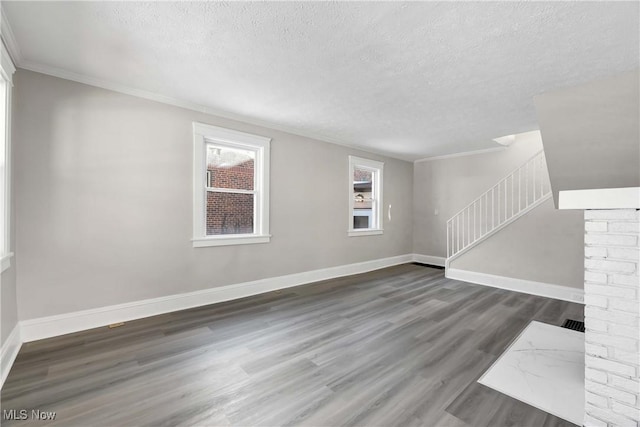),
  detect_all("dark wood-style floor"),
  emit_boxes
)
[2,264,583,427]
